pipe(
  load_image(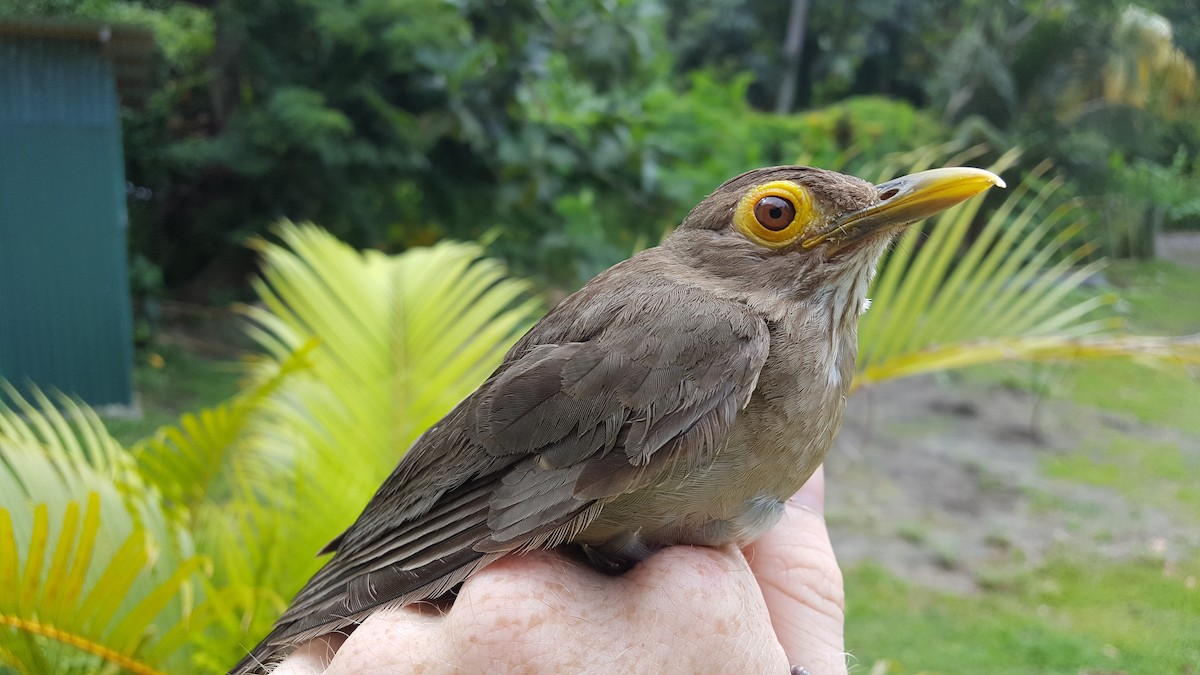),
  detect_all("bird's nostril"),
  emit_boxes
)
[879,188,900,201]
